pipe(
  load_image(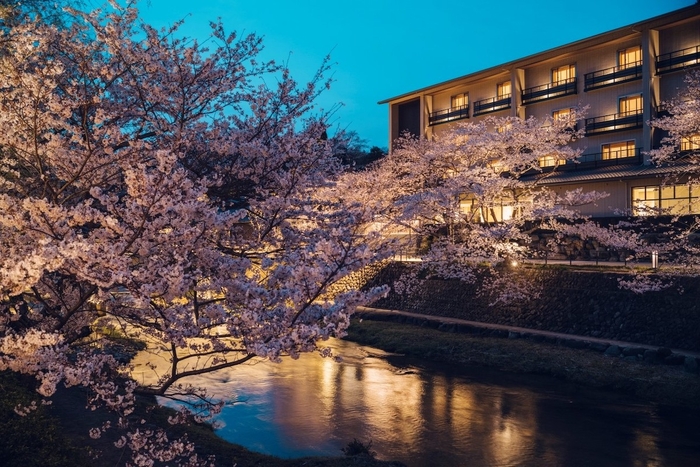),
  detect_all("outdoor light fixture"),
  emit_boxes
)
[510,260,518,267]
[651,250,659,269]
